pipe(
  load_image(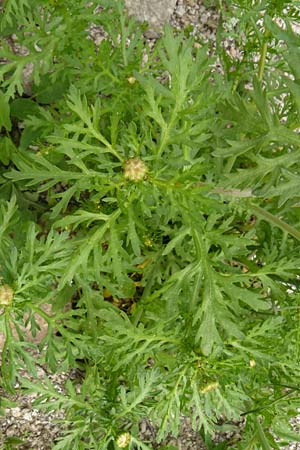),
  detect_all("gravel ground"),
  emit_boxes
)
[170,0,219,41]
[1,1,300,449]
[0,367,67,449]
